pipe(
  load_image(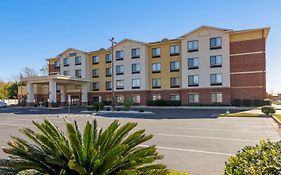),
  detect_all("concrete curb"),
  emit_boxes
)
[272,115,281,128]
[104,105,254,110]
